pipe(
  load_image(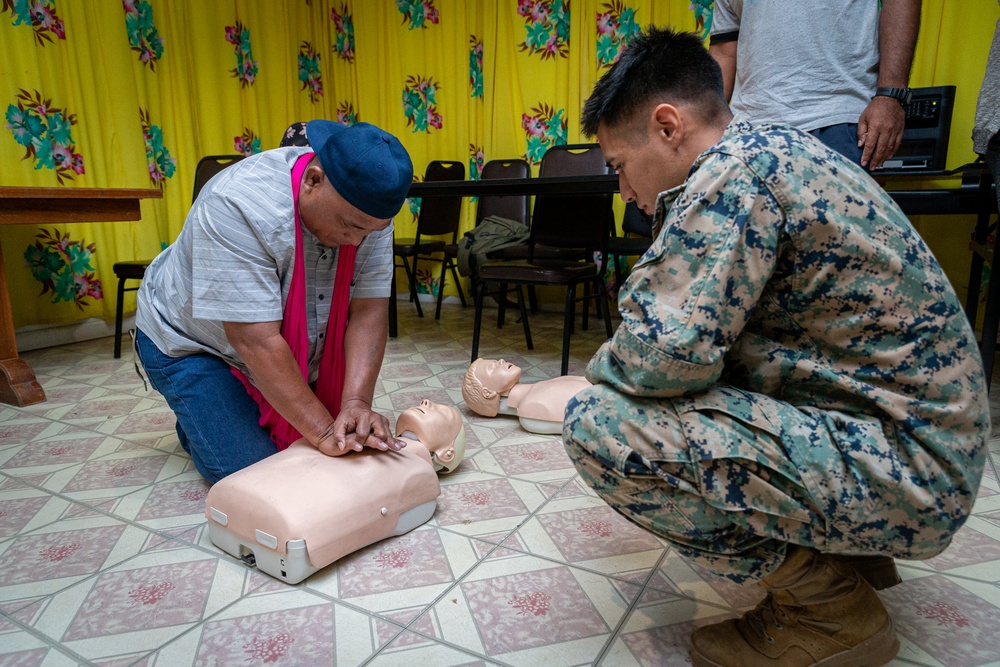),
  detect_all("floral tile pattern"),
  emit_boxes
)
[461,565,609,655]
[1,307,999,666]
